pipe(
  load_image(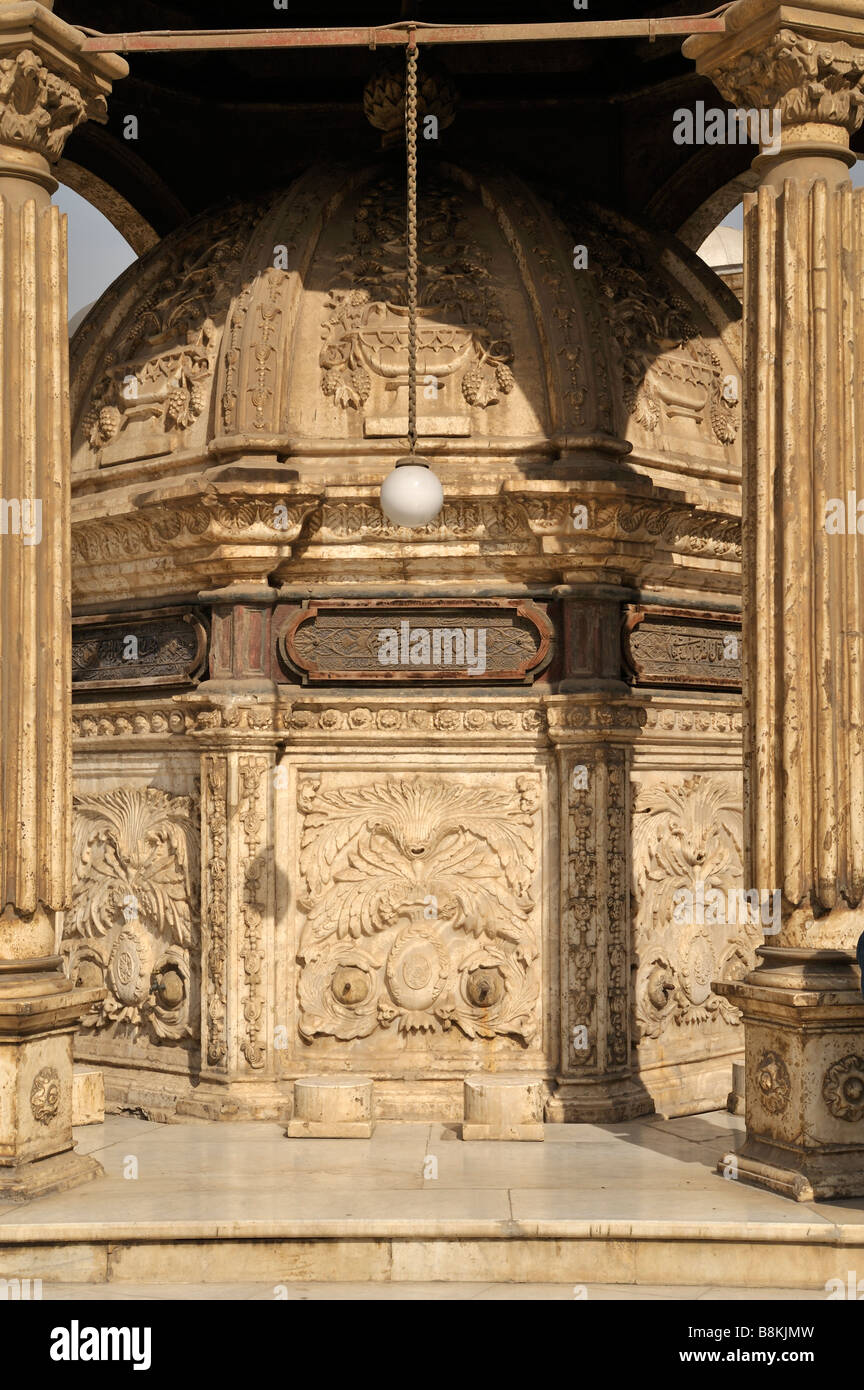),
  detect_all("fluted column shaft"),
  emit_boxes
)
[744,174,864,946]
[0,188,70,959]
[0,12,125,969]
